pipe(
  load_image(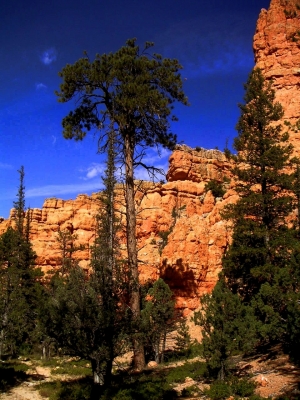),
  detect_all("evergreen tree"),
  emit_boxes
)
[0,167,41,358]
[141,278,175,364]
[43,131,130,386]
[174,319,192,354]
[56,39,188,369]
[222,68,297,344]
[194,277,257,380]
